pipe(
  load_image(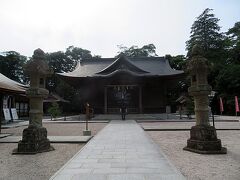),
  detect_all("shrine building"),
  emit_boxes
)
[59,56,184,114]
